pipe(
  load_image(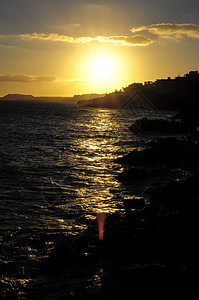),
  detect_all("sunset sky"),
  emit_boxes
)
[0,0,199,97]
